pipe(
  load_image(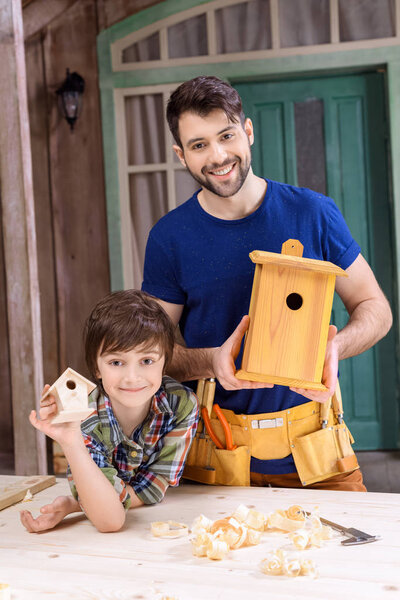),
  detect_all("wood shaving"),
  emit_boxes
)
[260,551,318,578]
[0,583,10,600]
[150,520,188,539]
[21,489,33,503]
